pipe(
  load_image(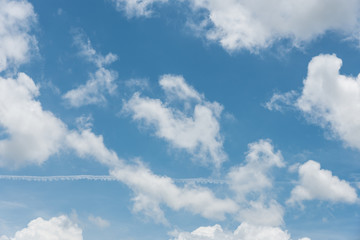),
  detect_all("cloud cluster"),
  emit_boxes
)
[0,0,37,72]
[63,33,118,107]
[0,215,82,240]
[124,74,227,168]
[171,222,309,240]
[0,69,236,224]
[288,160,358,205]
[267,54,360,151]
